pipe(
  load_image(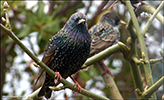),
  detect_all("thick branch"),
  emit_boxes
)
[94,62,123,99]
[124,1,157,99]
[82,42,125,69]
